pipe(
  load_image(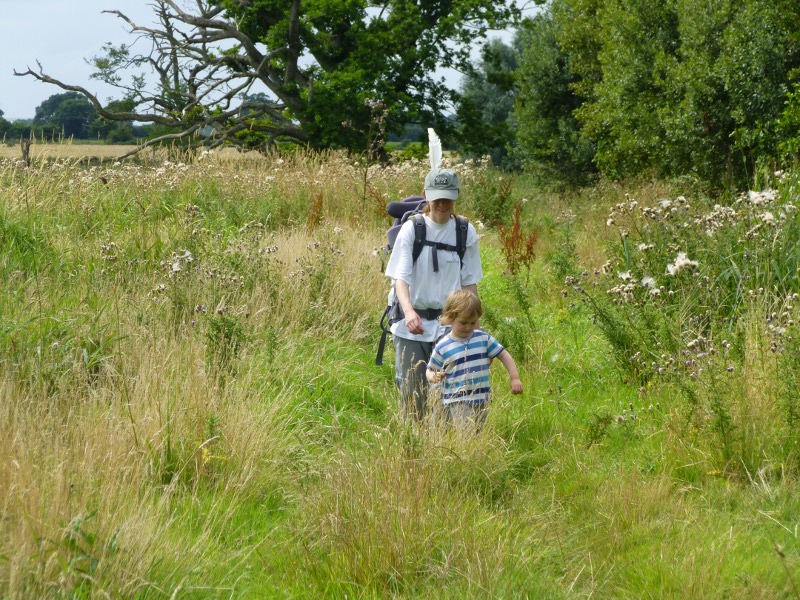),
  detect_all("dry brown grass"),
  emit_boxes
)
[0,142,141,160]
[0,148,400,594]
